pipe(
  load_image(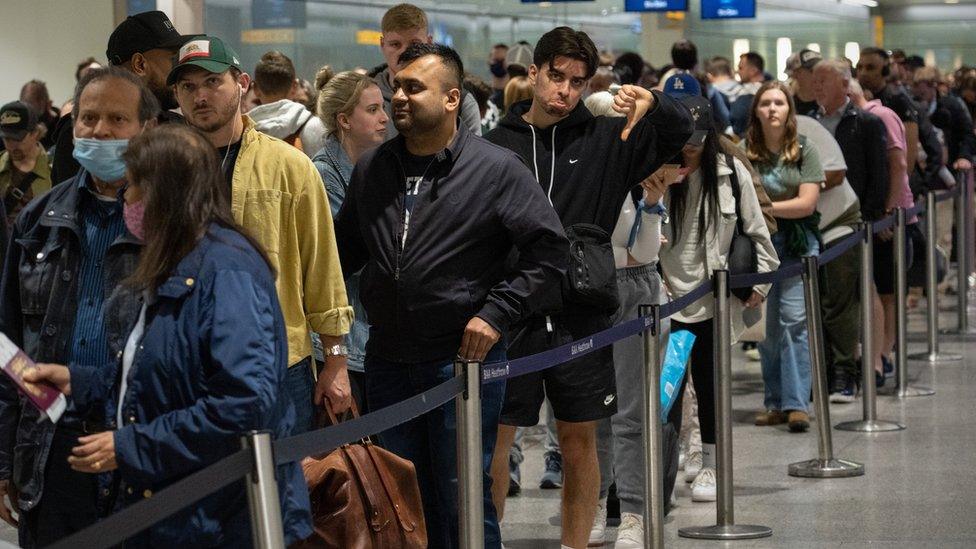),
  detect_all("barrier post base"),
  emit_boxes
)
[885,385,936,397]
[939,327,976,337]
[835,419,905,432]
[907,351,962,363]
[788,458,864,478]
[678,524,773,540]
